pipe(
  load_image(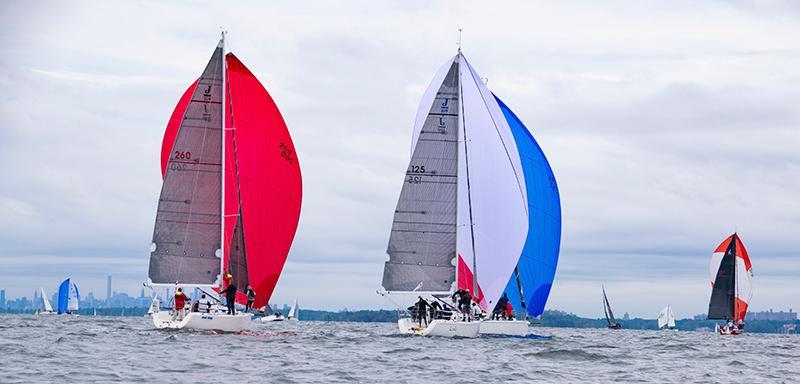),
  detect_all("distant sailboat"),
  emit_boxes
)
[602,286,622,329]
[380,49,529,338]
[287,299,299,322]
[657,305,676,330]
[57,278,80,315]
[39,288,56,315]
[708,233,753,335]
[146,33,302,332]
